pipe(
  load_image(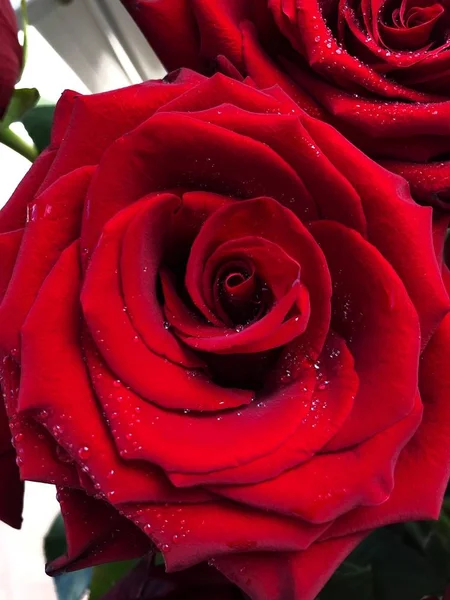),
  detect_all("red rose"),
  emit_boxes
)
[0,0,22,117]
[121,0,450,209]
[1,71,449,600]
